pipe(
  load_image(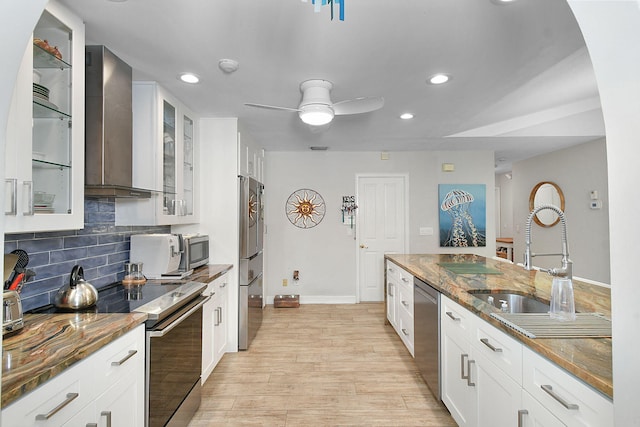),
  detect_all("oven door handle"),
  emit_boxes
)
[148,295,211,338]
